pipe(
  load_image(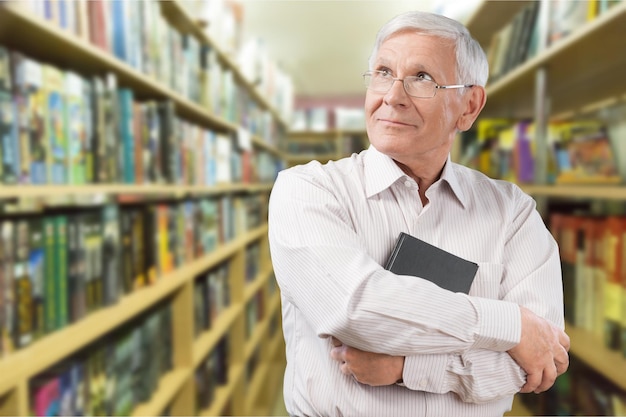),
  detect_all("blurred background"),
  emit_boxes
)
[0,0,625,416]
